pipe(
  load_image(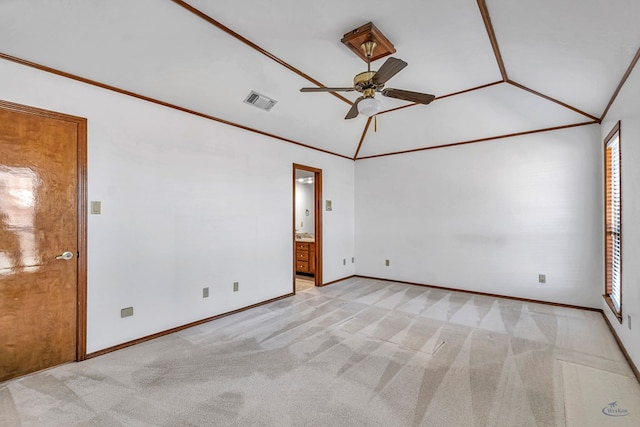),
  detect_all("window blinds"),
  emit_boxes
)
[606,133,621,312]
